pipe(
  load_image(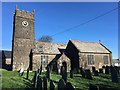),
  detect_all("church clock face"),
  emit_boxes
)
[22,21,29,27]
